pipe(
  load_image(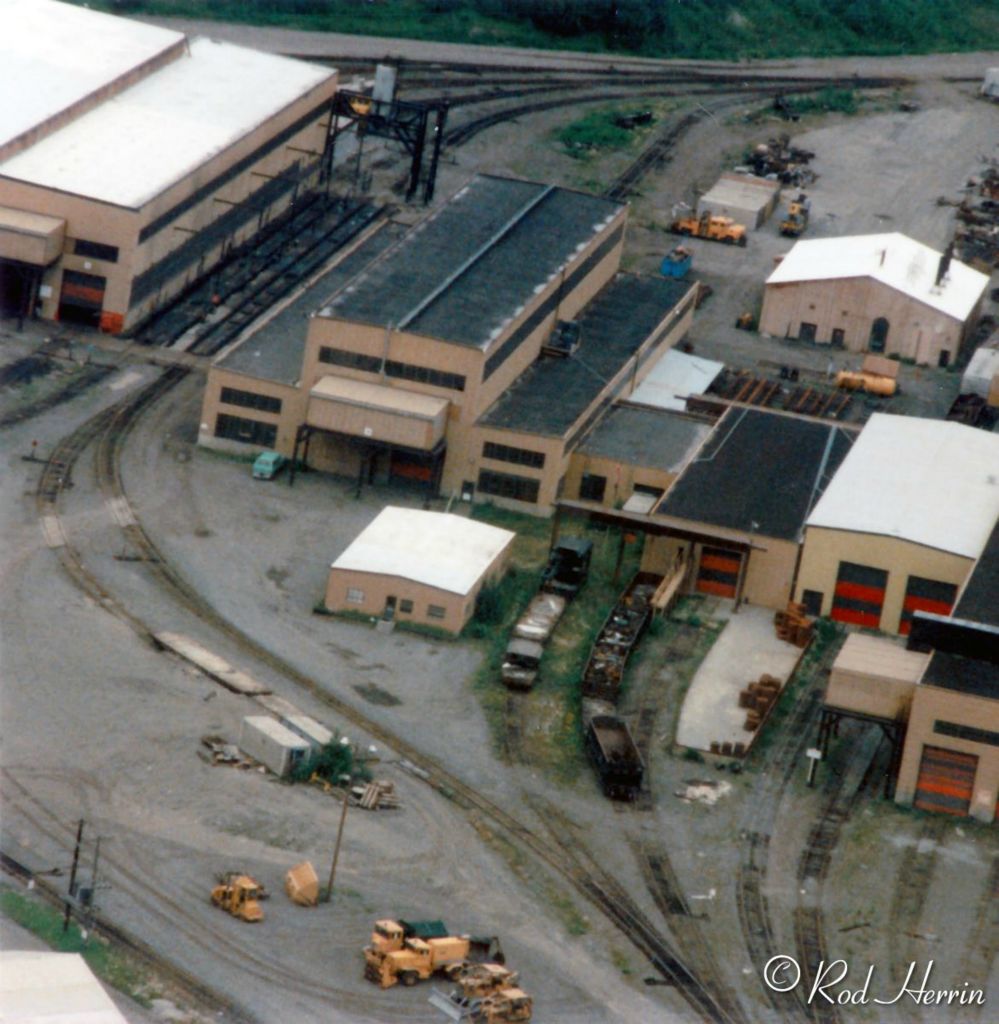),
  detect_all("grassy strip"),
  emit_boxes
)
[0,885,159,1008]
[558,107,653,160]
